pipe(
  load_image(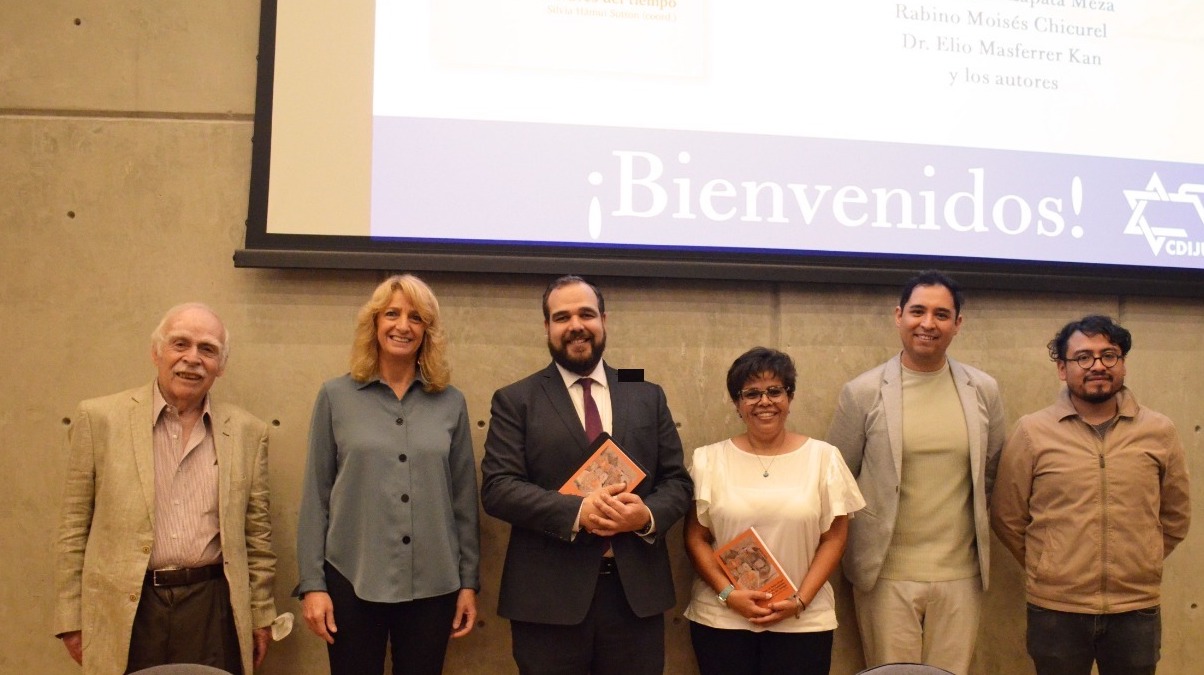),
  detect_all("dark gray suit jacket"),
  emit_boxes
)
[481,362,692,625]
